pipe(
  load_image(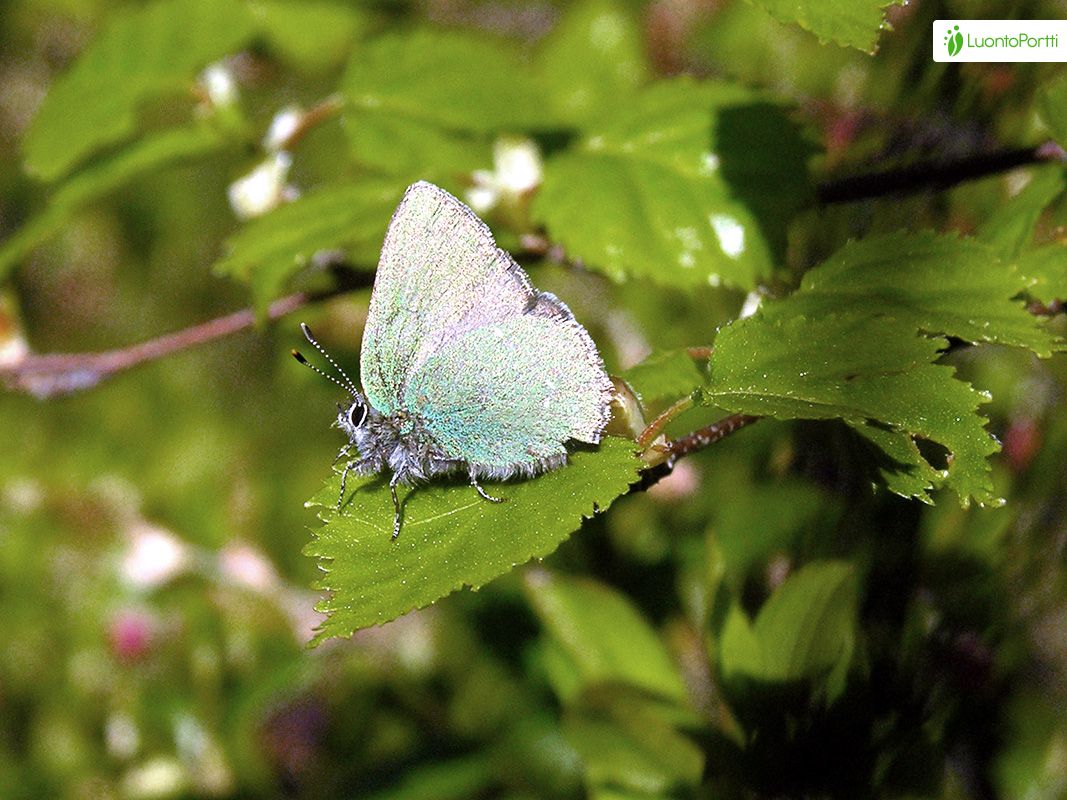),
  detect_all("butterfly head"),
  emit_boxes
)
[337,399,369,437]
